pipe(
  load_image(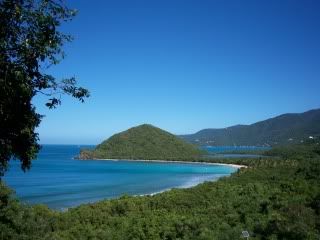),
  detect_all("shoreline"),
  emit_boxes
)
[139,174,227,197]
[55,159,247,211]
[78,158,247,169]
